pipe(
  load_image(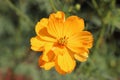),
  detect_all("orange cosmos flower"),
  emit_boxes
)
[30,11,93,74]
